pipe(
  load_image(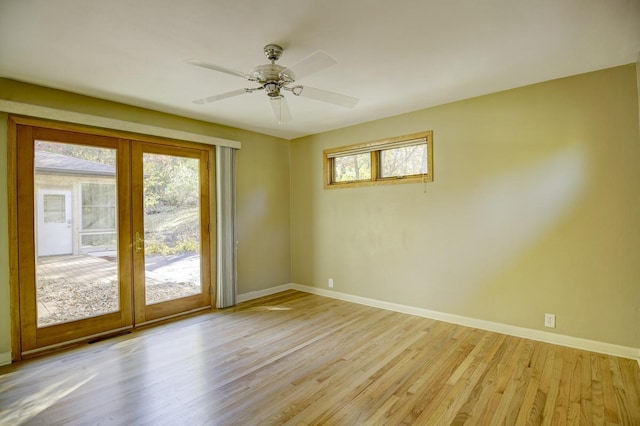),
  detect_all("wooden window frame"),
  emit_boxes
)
[323,131,433,189]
